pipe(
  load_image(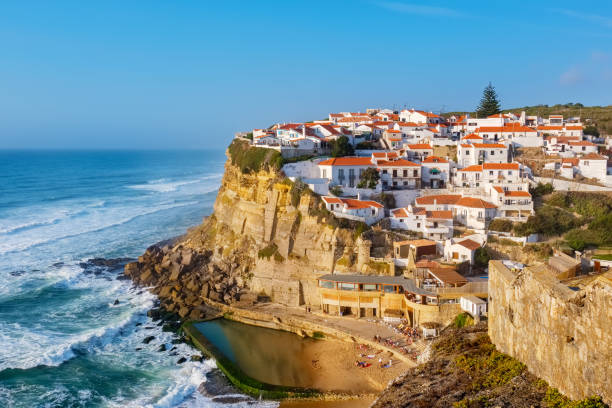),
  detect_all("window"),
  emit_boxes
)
[339,283,355,291]
[489,171,494,176]
[382,169,388,174]
[371,209,375,216]
[413,170,418,177]
[383,285,395,293]
[417,223,420,228]
[403,181,408,186]
[403,169,408,177]
[490,151,495,155]
[508,171,512,175]
[393,169,397,177]
[322,169,327,178]
[363,284,378,291]
[466,150,470,155]
[319,280,335,289]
